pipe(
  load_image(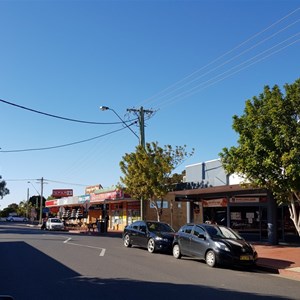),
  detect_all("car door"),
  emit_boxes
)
[128,221,141,245]
[178,225,194,255]
[134,221,148,248]
[189,225,208,259]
